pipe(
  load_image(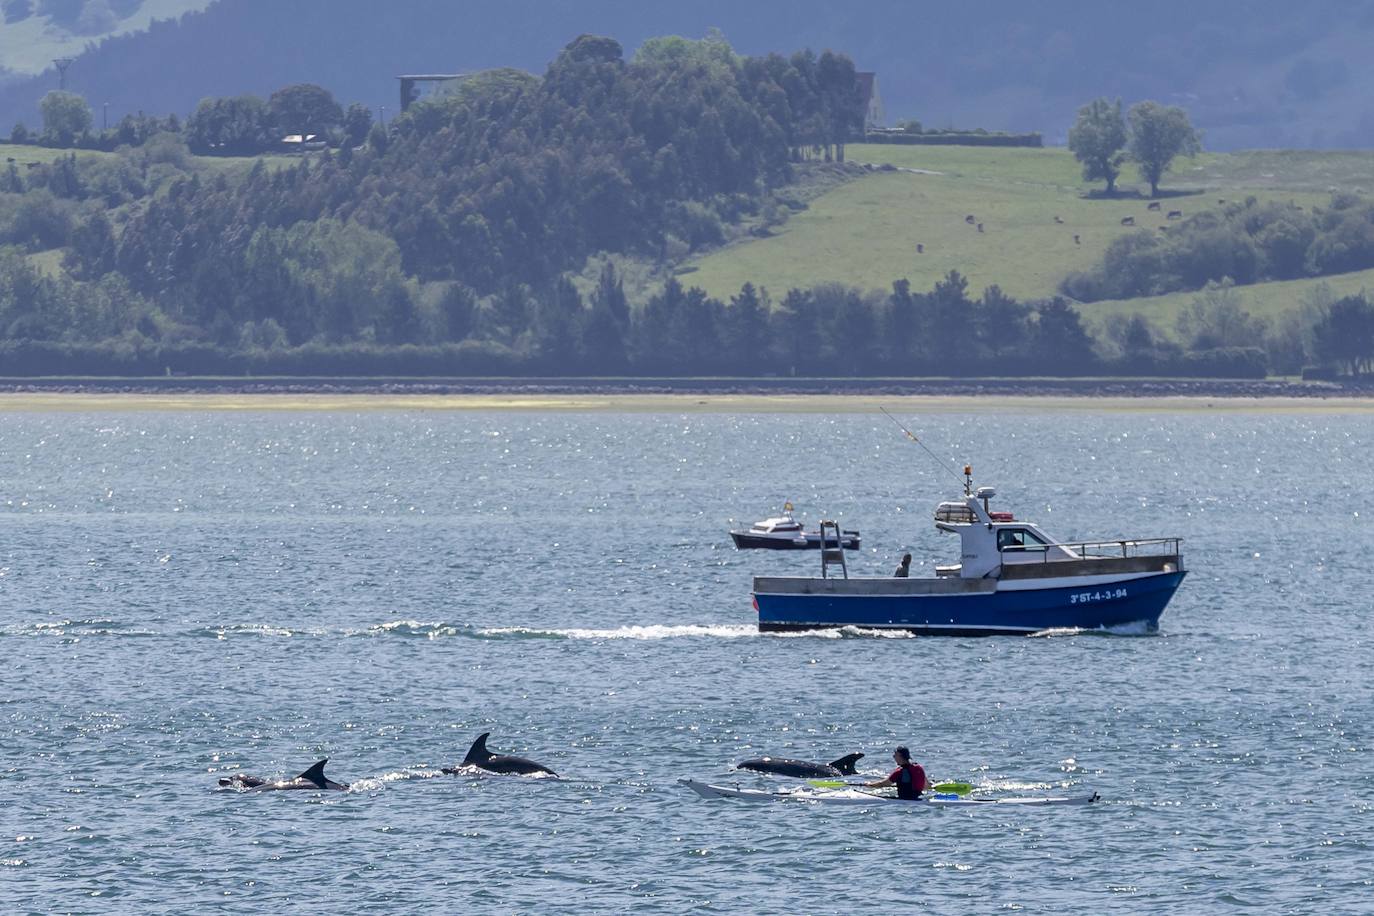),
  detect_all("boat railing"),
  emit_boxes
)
[818,520,849,579]
[1003,536,1183,562]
